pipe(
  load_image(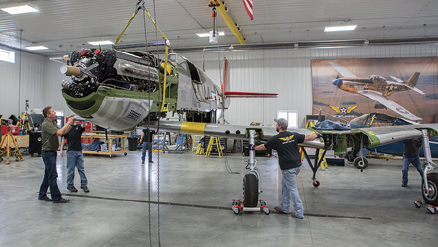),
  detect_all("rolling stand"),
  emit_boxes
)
[232,130,270,215]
